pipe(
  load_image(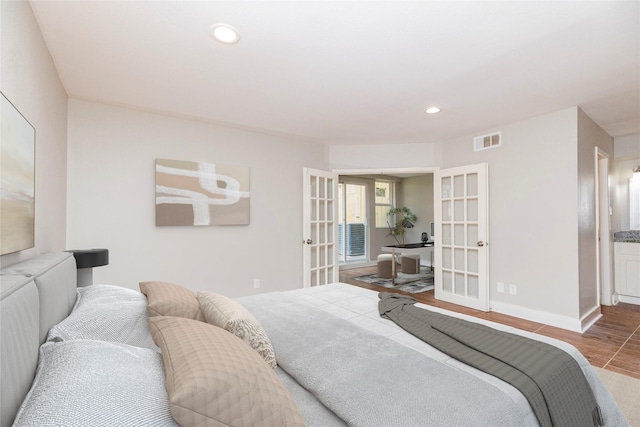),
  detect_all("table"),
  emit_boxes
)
[67,248,109,287]
[381,242,434,269]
